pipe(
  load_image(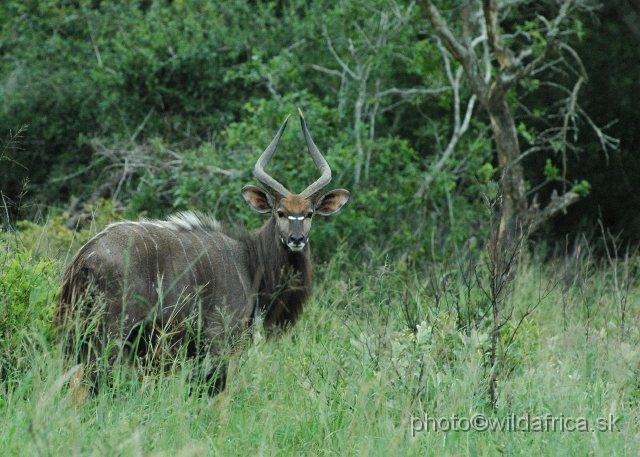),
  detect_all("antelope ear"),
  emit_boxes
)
[315,189,350,216]
[242,186,273,213]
